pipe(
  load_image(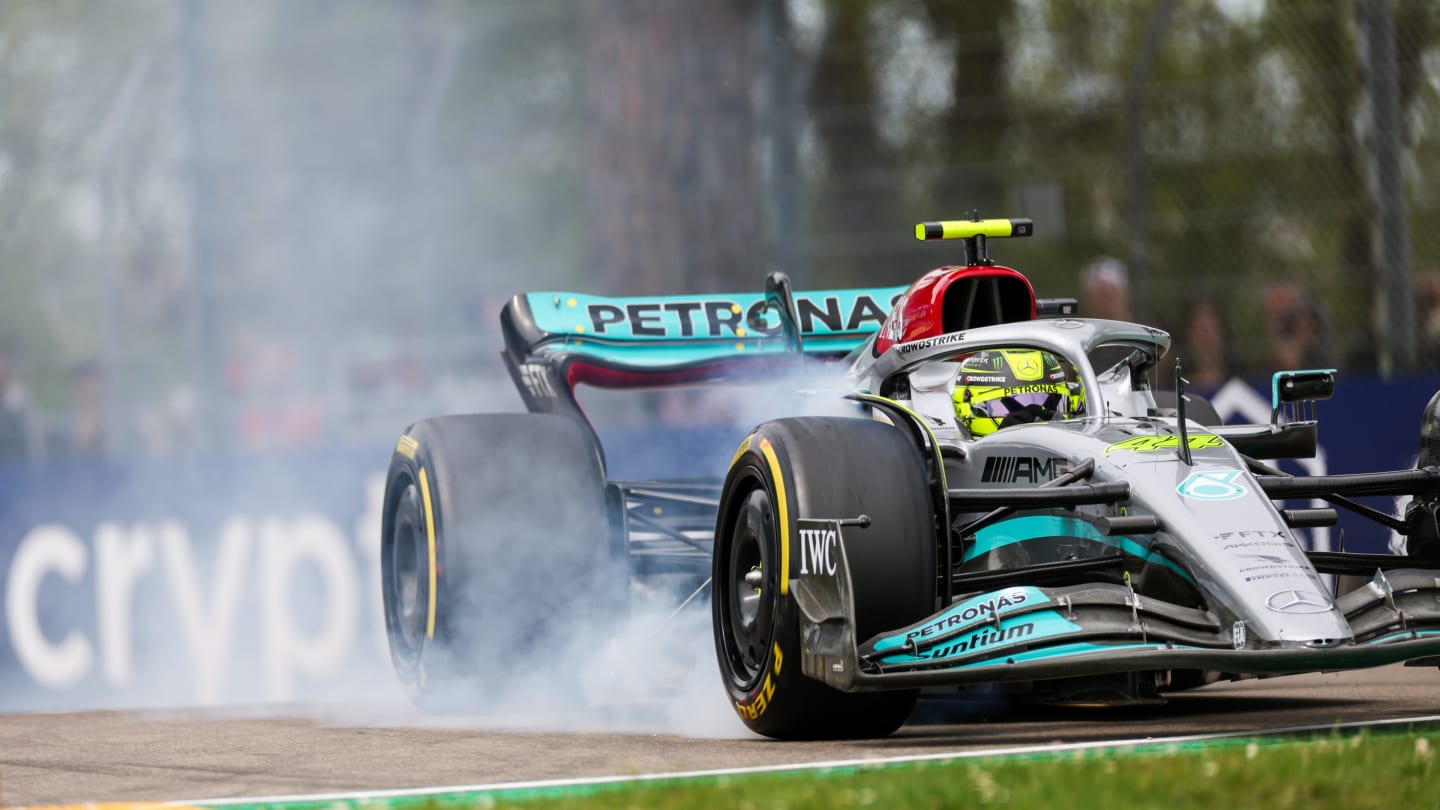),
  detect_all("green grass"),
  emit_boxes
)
[204,728,1440,810]
[468,730,1440,810]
